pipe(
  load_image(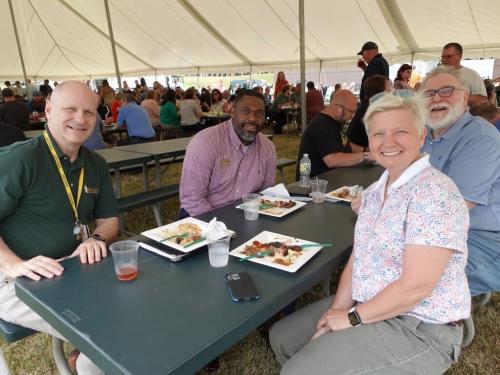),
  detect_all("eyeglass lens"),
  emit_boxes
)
[423,86,455,98]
